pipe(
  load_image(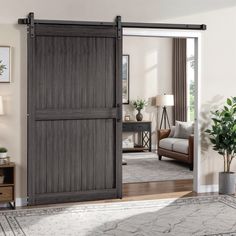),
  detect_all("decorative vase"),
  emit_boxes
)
[219,172,235,195]
[136,110,143,121]
[0,152,7,158]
